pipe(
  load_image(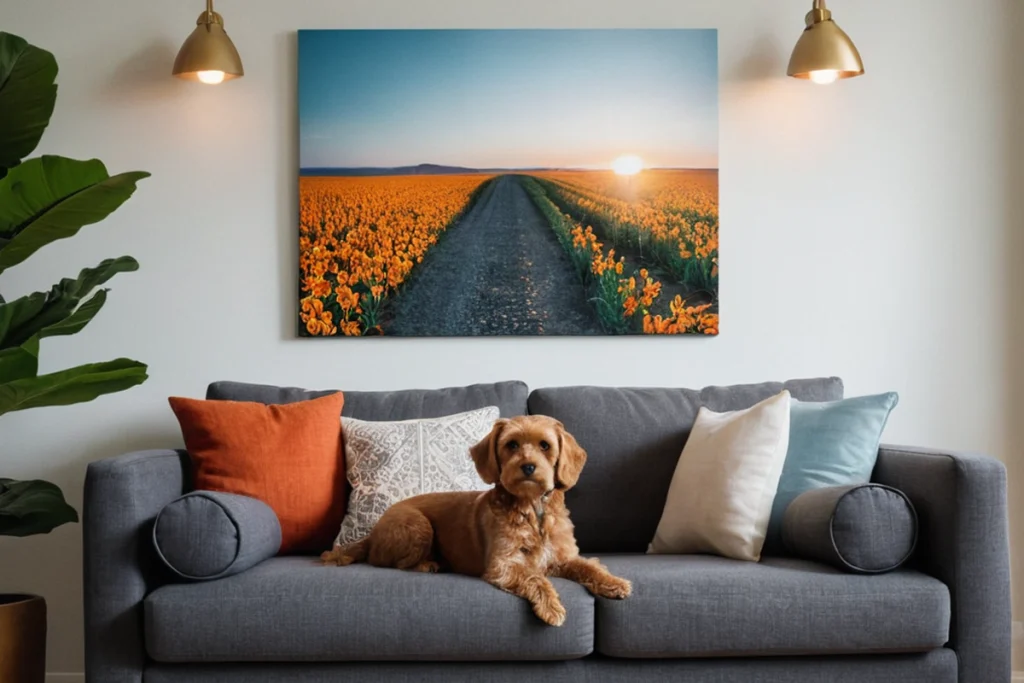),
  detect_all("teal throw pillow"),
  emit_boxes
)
[763,392,899,556]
